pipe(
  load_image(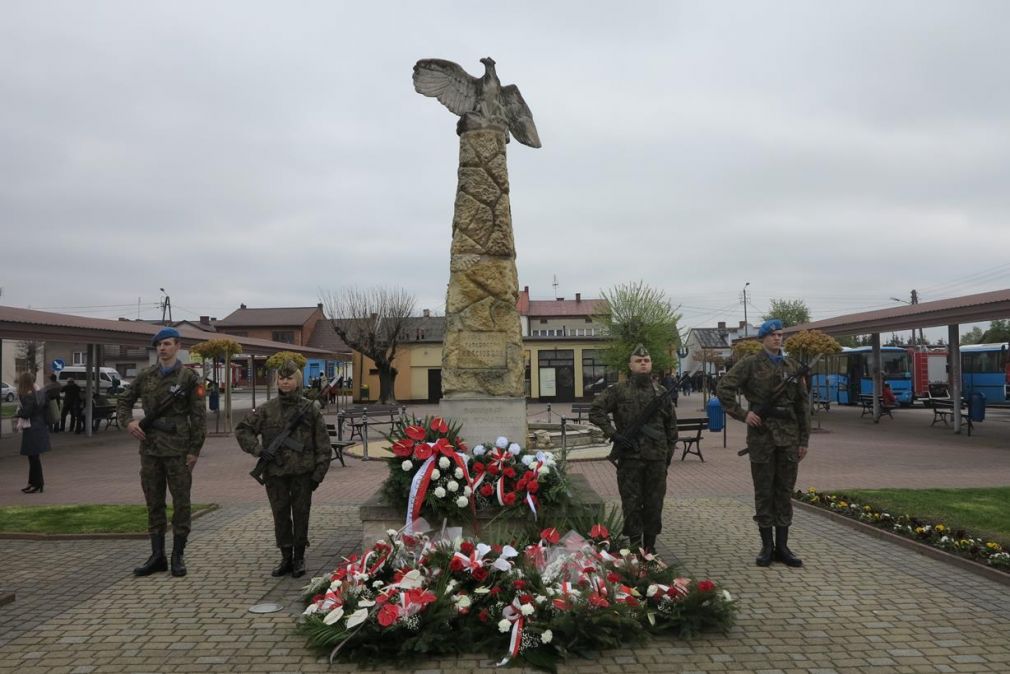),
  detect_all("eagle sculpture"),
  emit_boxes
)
[413,57,541,148]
